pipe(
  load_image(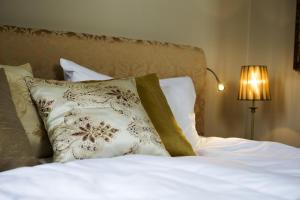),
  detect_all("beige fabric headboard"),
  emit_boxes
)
[0,25,206,135]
